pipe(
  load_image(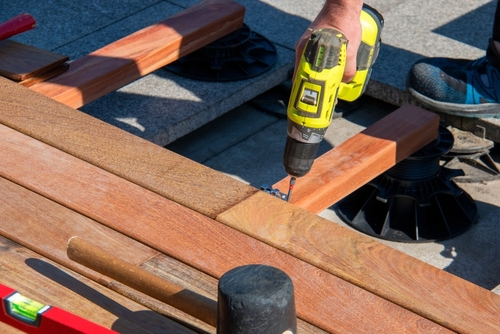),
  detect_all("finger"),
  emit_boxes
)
[342,43,358,82]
